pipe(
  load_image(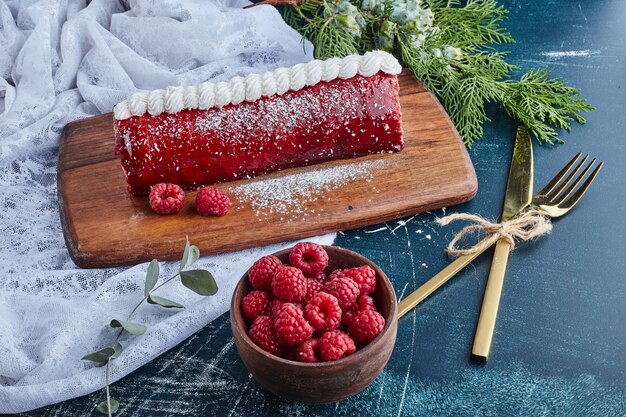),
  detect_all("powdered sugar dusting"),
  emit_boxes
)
[115,73,403,195]
[231,160,385,222]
